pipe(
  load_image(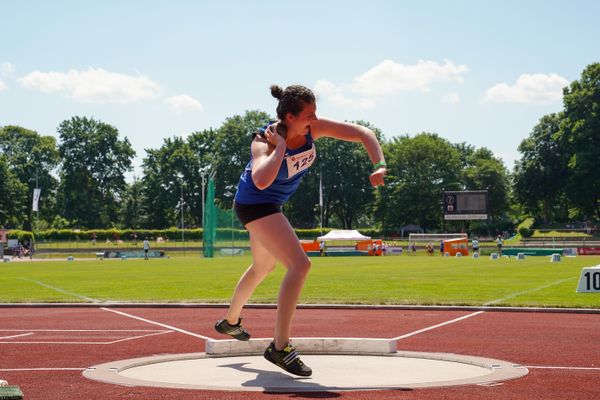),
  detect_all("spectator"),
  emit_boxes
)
[143,238,150,260]
[496,235,503,256]
[472,238,479,254]
[426,242,434,256]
